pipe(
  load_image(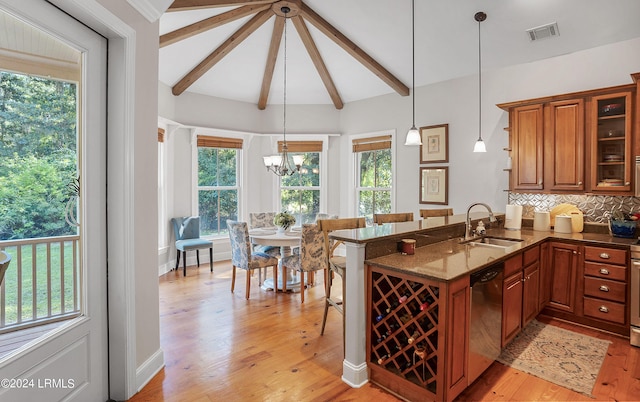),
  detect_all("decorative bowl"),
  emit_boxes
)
[609,219,637,238]
[600,103,624,116]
